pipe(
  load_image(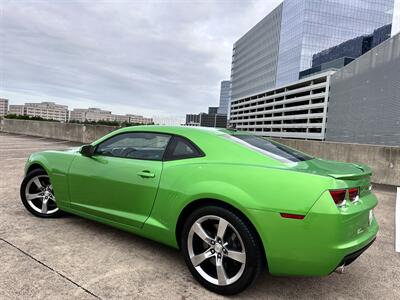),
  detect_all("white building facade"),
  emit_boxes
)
[70,108,113,122]
[0,98,9,116]
[8,105,25,116]
[229,71,334,140]
[69,108,153,124]
[24,102,69,122]
[126,114,153,125]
